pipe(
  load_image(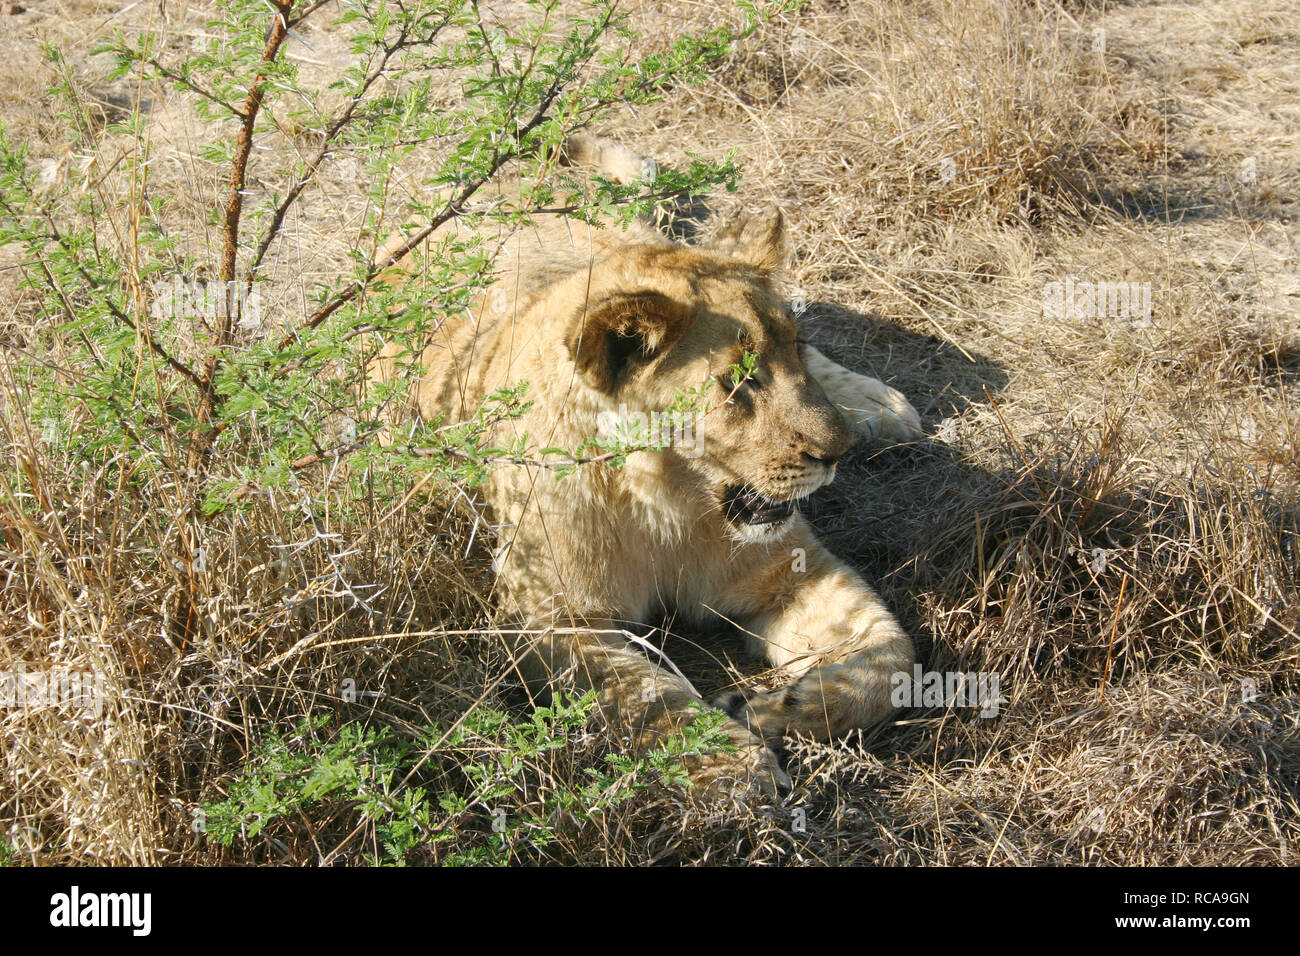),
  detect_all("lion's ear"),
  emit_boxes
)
[567,291,690,394]
[710,207,787,274]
